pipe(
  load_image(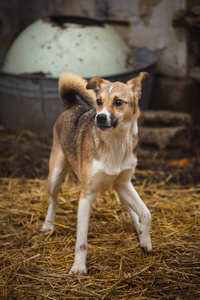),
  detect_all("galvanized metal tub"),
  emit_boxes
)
[0,47,156,135]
